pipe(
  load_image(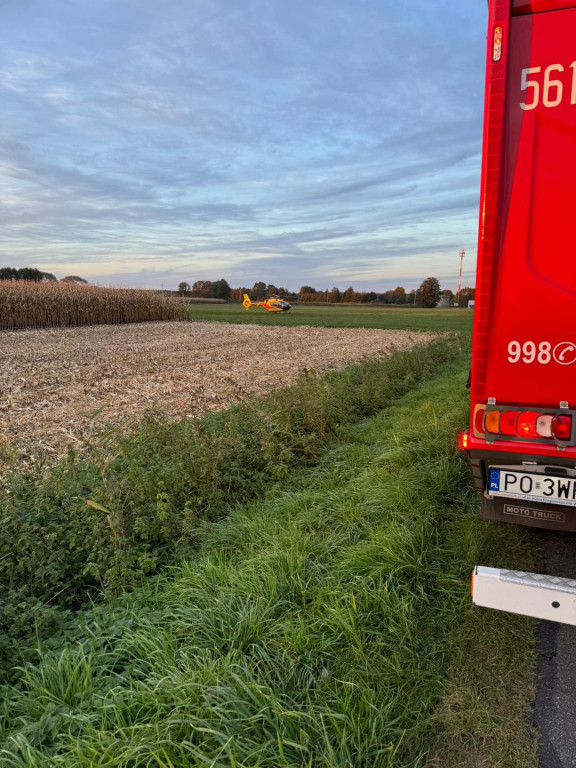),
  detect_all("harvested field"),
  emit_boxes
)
[0,321,435,462]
